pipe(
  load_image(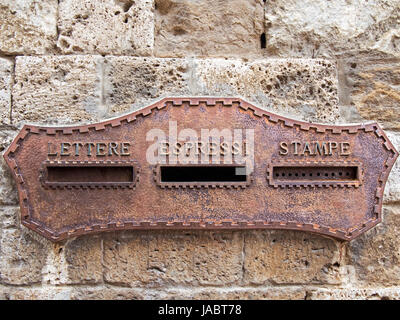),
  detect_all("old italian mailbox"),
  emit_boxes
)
[4,98,398,241]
